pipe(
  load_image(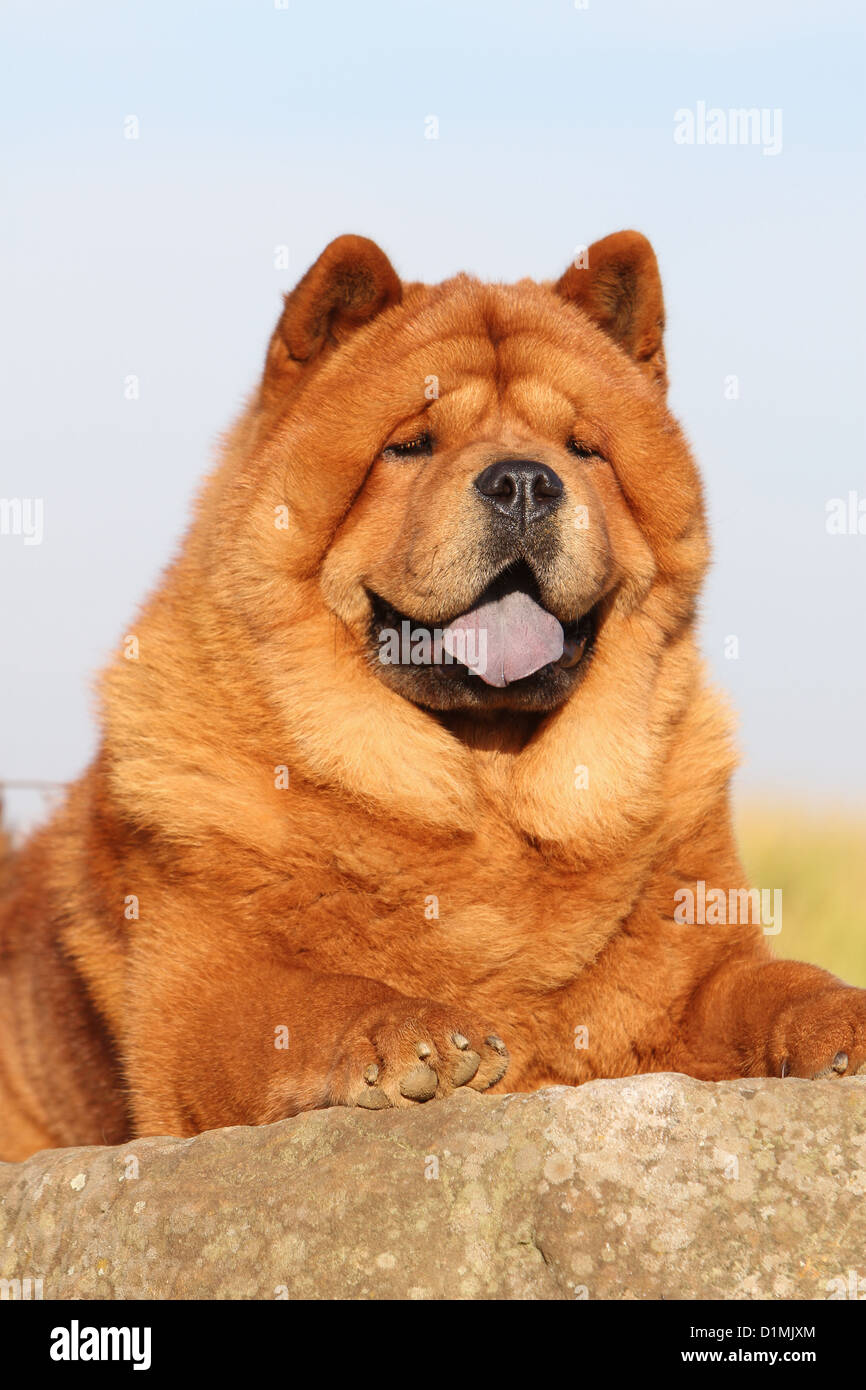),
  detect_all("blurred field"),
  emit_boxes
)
[737,804,866,987]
